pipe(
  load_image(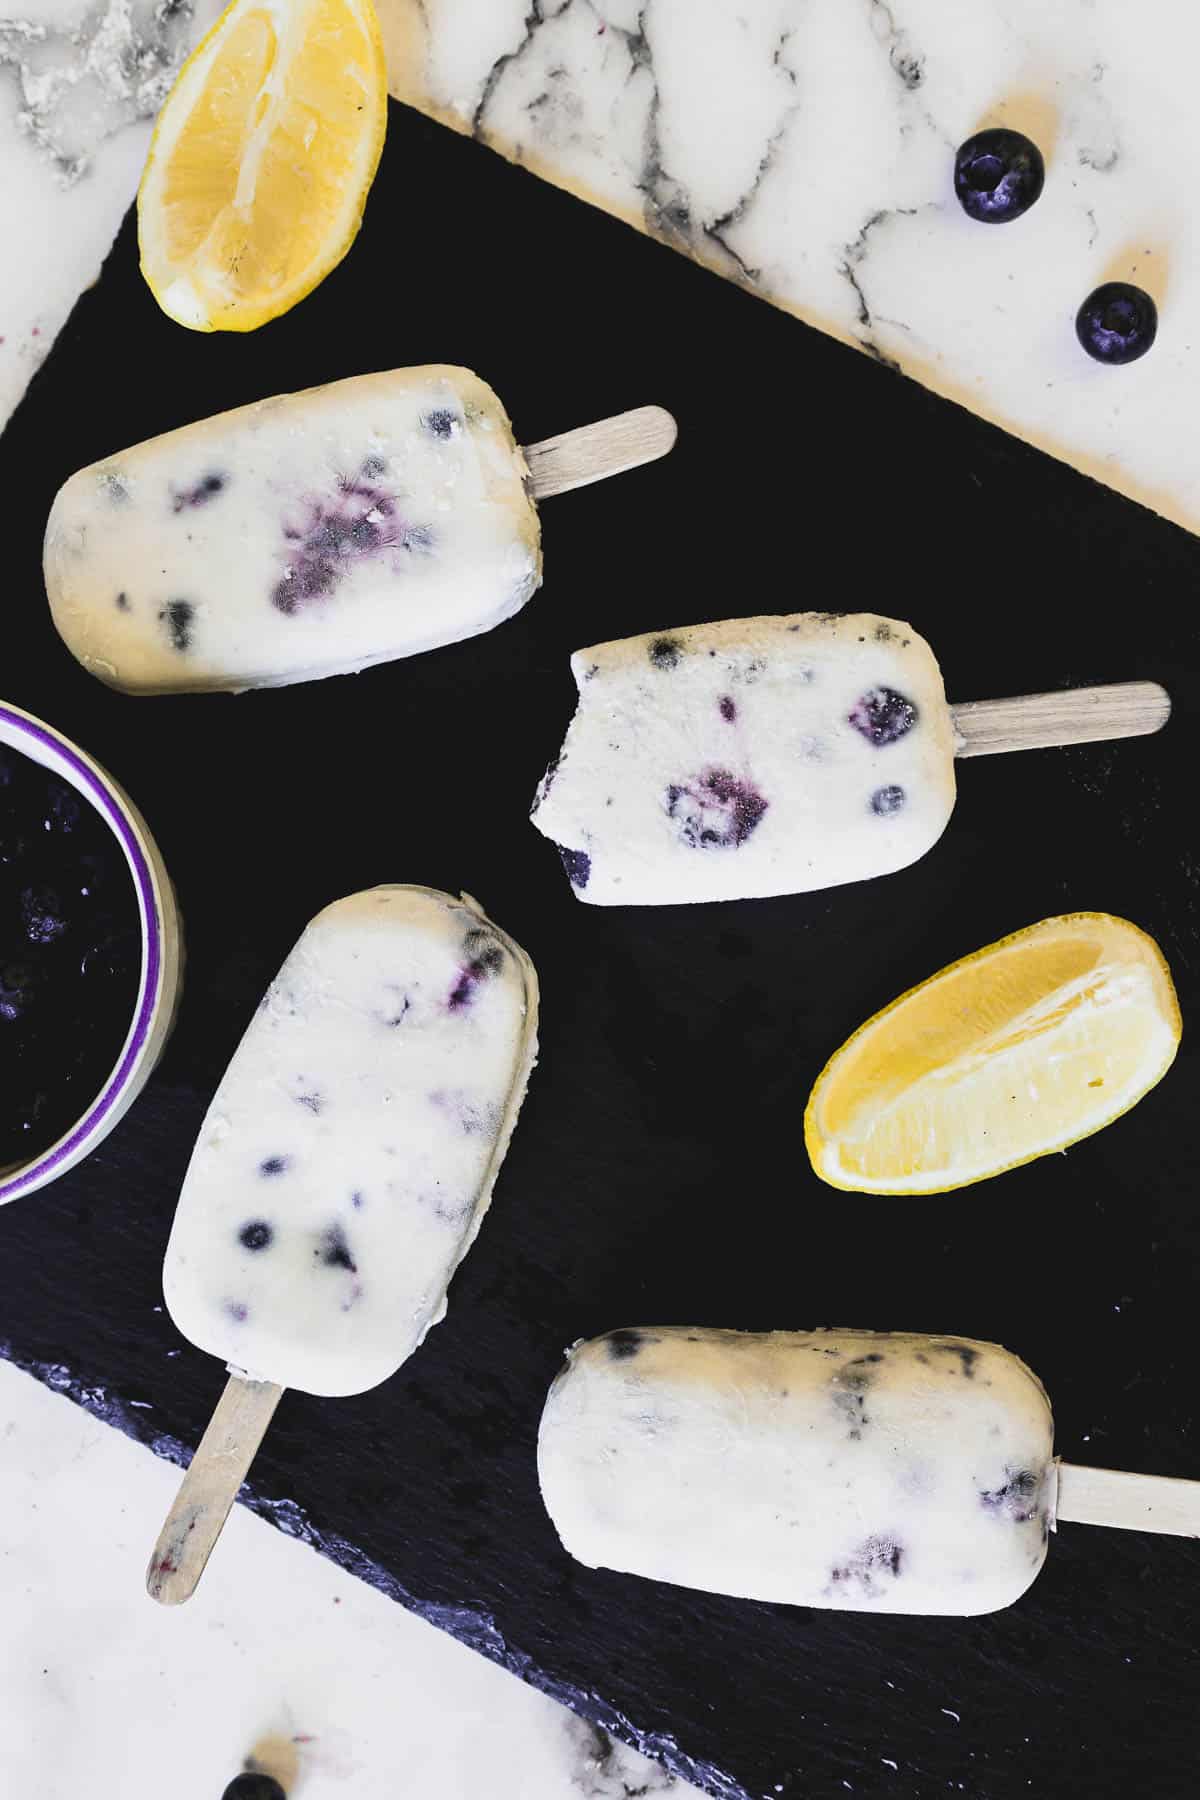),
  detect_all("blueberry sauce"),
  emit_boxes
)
[0,743,139,1167]
[664,768,768,849]
[448,928,505,1010]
